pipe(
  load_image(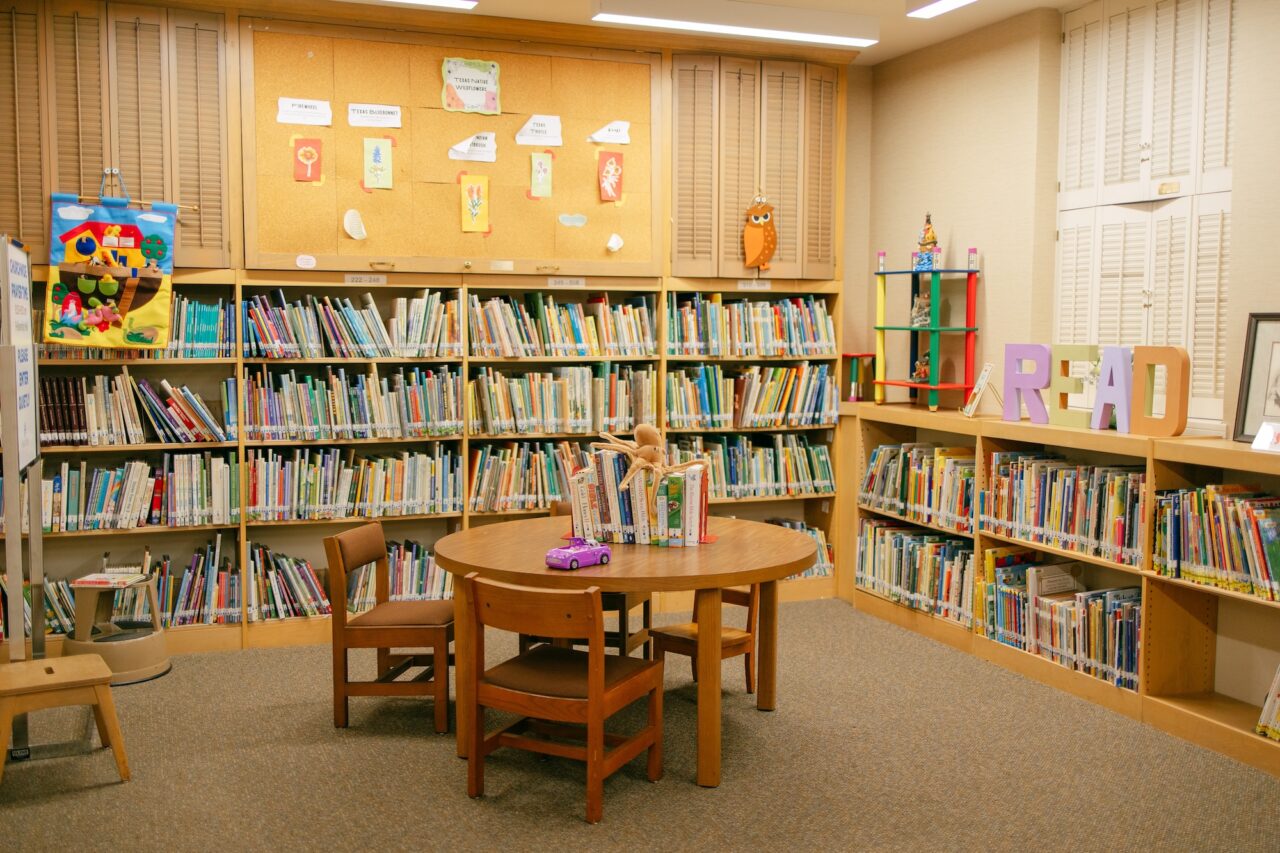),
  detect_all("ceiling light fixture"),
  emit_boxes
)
[906,0,979,19]
[592,0,878,49]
